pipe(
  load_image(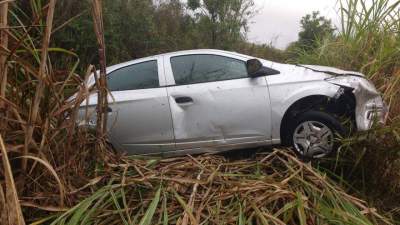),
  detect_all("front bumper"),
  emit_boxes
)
[327,76,389,131]
[356,97,389,131]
